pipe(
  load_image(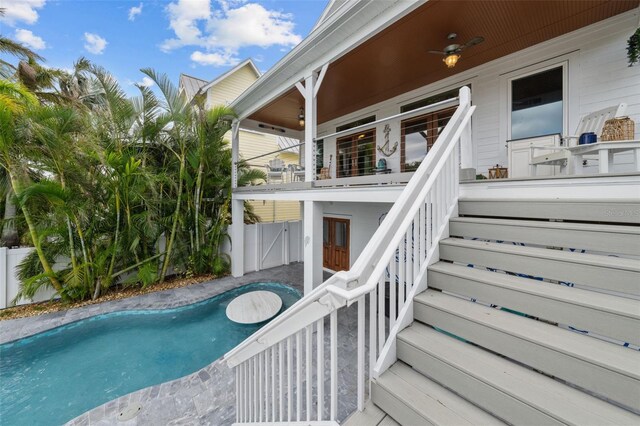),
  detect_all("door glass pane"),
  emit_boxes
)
[323,219,329,244]
[335,222,346,248]
[337,130,375,178]
[511,67,563,139]
[402,117,429,172]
